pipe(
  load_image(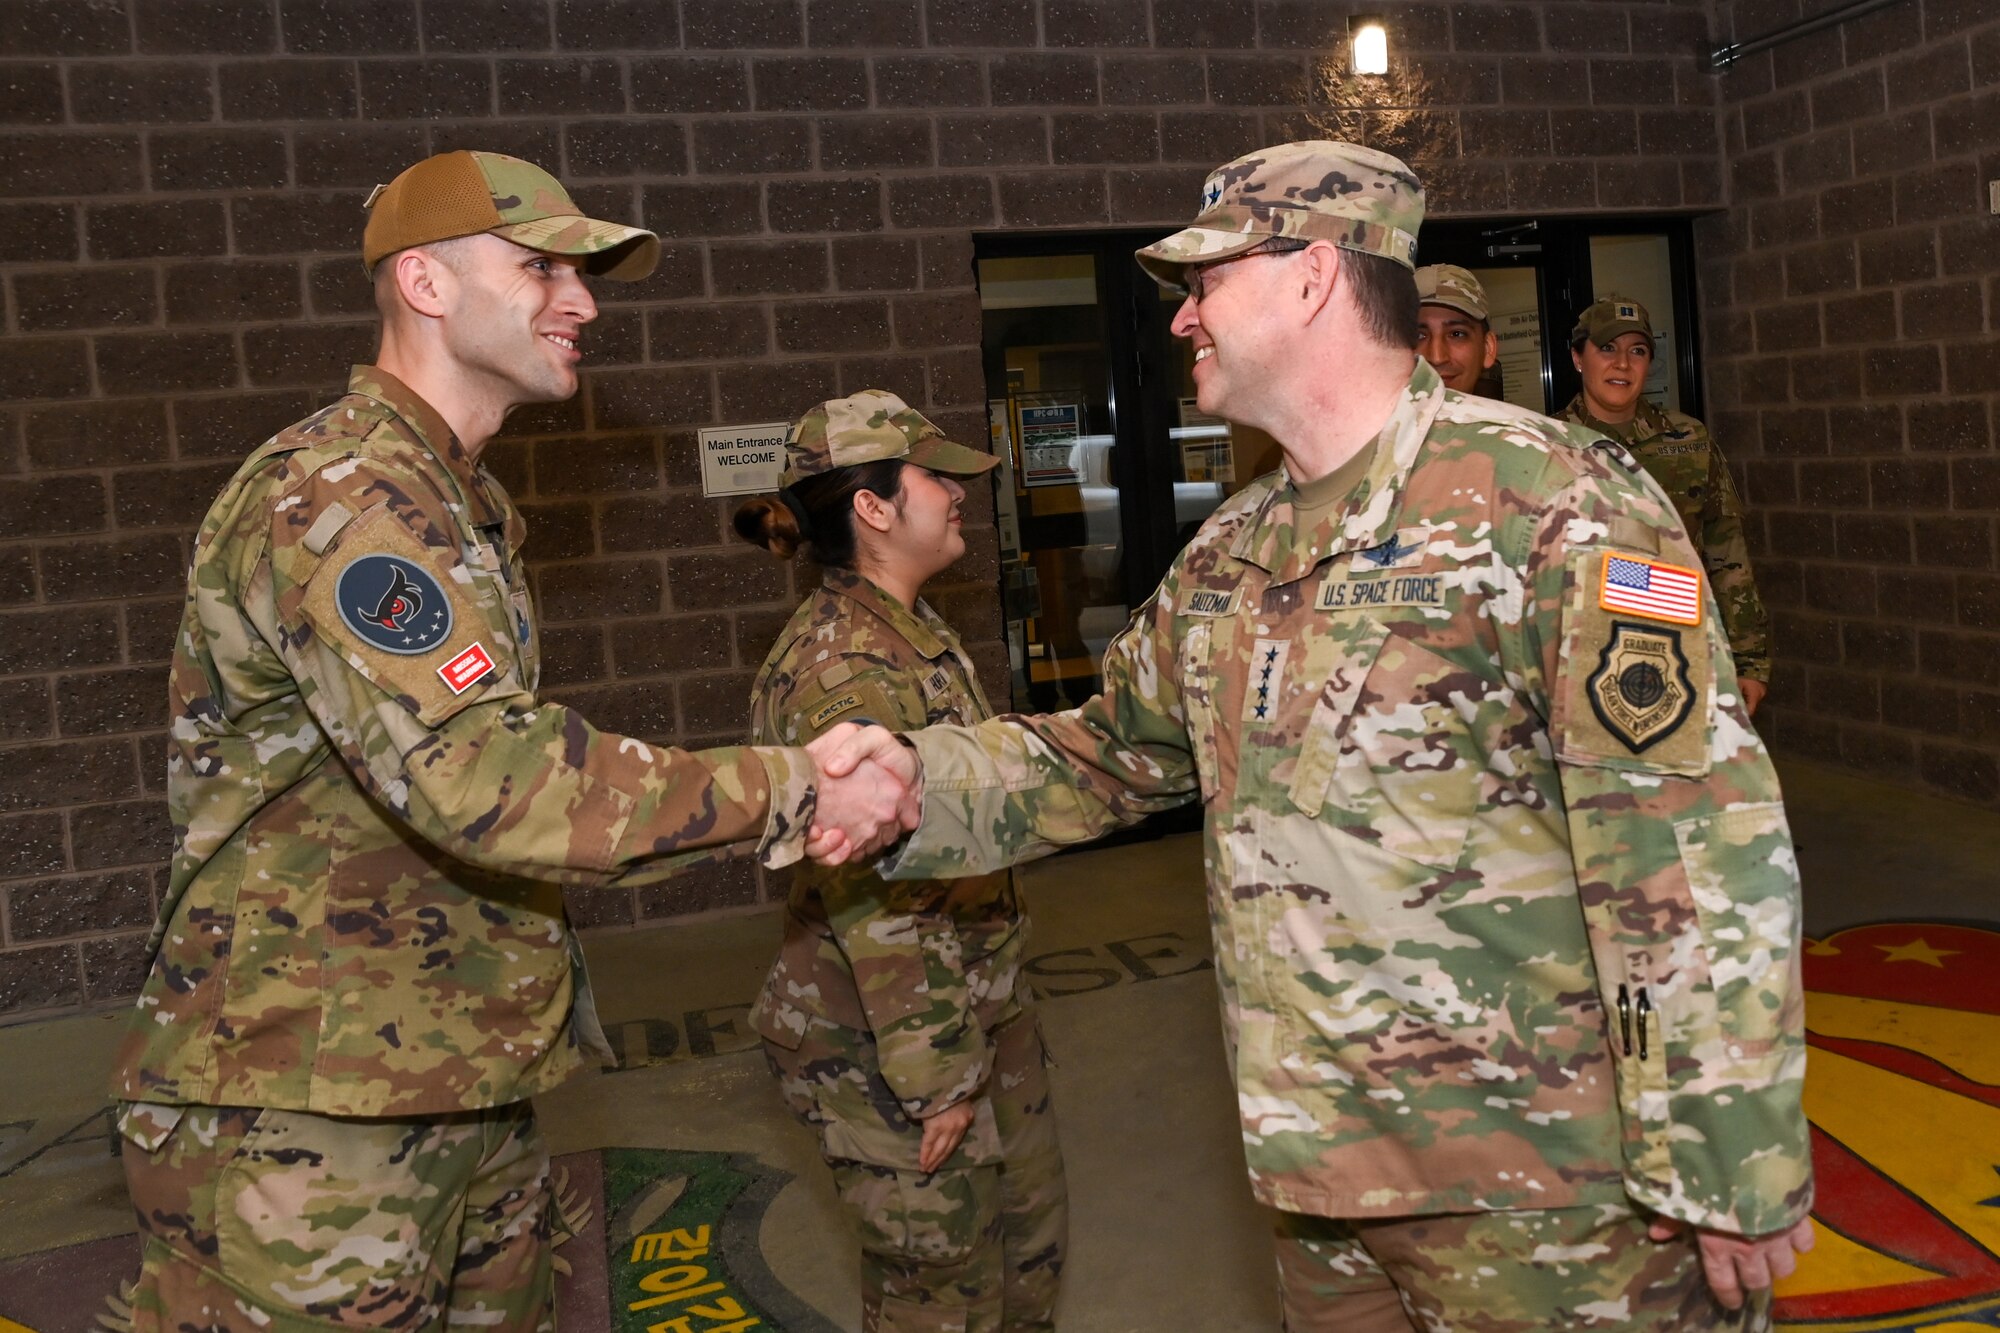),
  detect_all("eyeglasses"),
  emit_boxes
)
[1184,241,1309,302]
